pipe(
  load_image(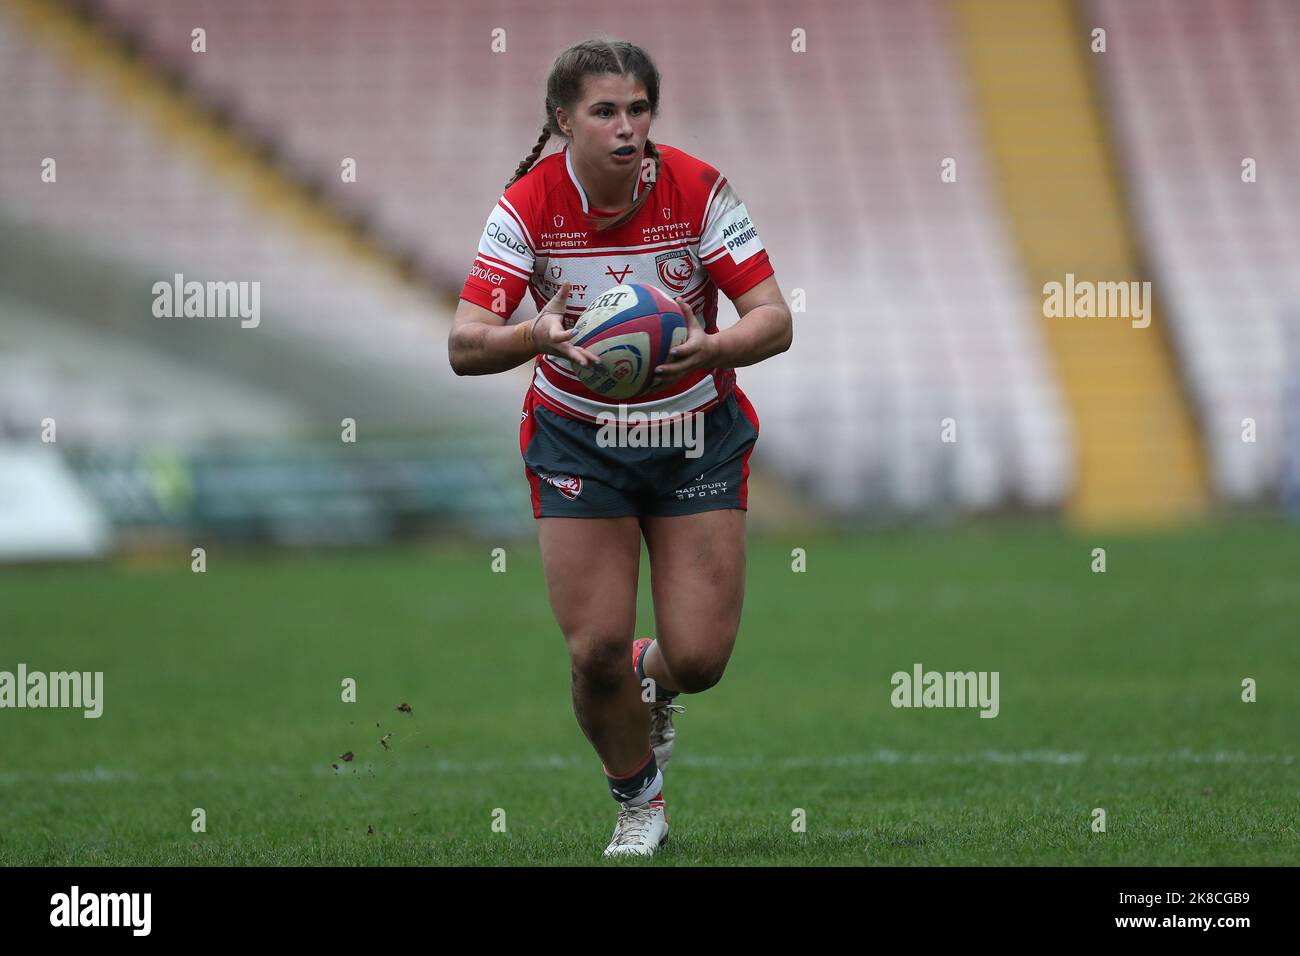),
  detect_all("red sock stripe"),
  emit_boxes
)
[603,749,655,781]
